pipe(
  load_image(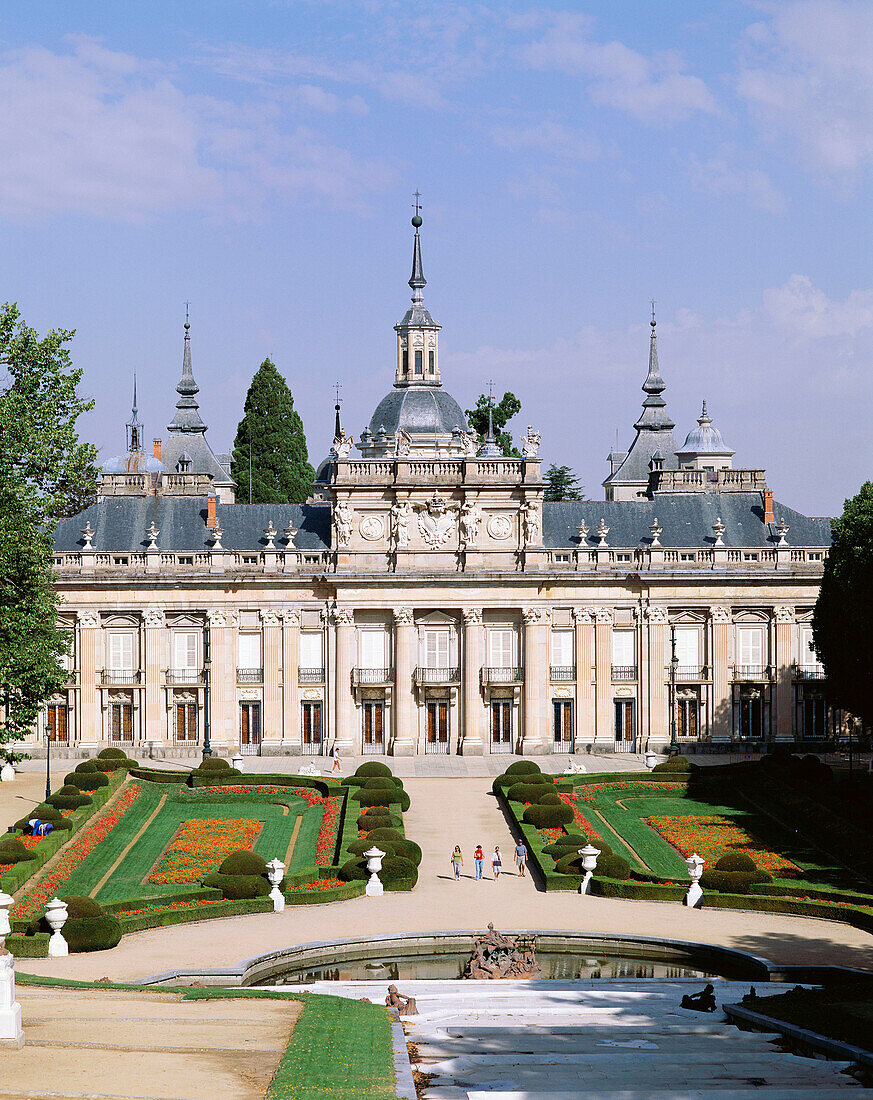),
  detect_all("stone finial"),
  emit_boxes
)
[649,517,662,547]
[596,518,609,546]
[576,518,589,543]
[145,522,159,551]
[81,521,94,549]
[775,517,789,546]
[45,898,69,957]
[266,858,286,912]
[264,521,277,550]
[211,526,224,550]
[284,522,298,547]
[712,517,725,546]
